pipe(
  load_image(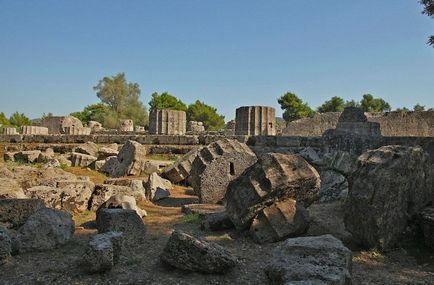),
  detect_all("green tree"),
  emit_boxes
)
[344,100,360,108]
[414,104,426,112]
[0,112,10,127]
[9,112,30,127]
[71,103,111,124]
[187,100,225,131]
[148,92,188,112]
[278,92,315,122]
[421,0,434,46]
[317,96,346,112]
[360,94,391,112]
[395,107,410,112]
